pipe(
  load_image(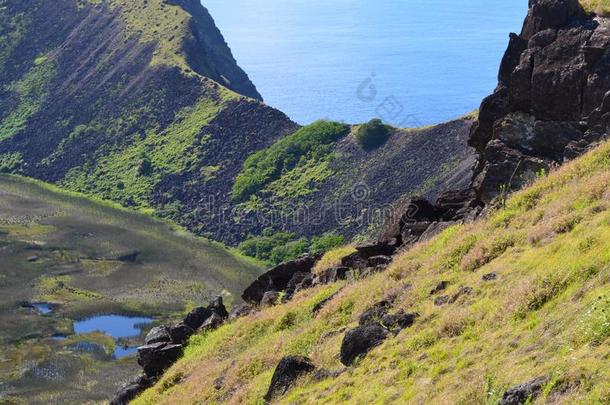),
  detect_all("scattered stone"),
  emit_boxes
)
[482,272,498,281]
[430,281,449,295]
[264,356,316,401]
[434,295,450,306]
[449,286,473,303]
[340,324,388,366]
[500,376,548,405]
[27,255,39,262]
